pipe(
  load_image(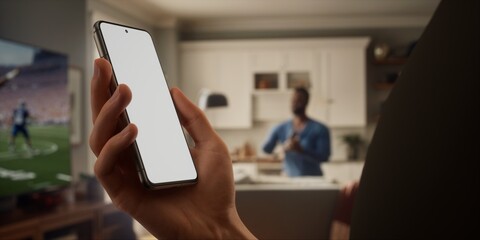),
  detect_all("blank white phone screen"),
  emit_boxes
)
[99,22,197,184]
